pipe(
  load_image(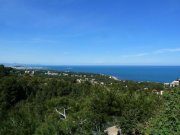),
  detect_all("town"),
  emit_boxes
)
[22,69,180,97]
